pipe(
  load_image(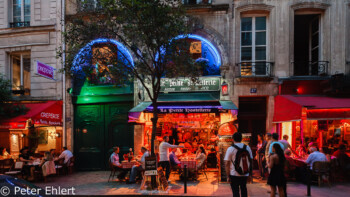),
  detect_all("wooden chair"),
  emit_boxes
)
[5,161,24,178]
[54,158,65,175]
[312,161,331,187]
[197,160,208,180]
[108,161,118,182]
[0,159,14,173]
[67,156,75,174]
